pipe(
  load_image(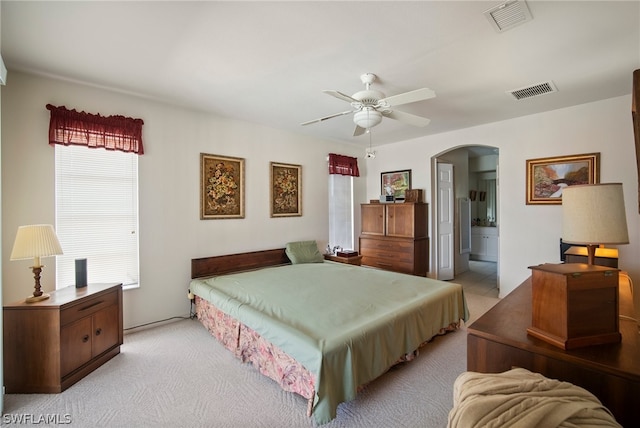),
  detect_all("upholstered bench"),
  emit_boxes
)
[447,368,621,427]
